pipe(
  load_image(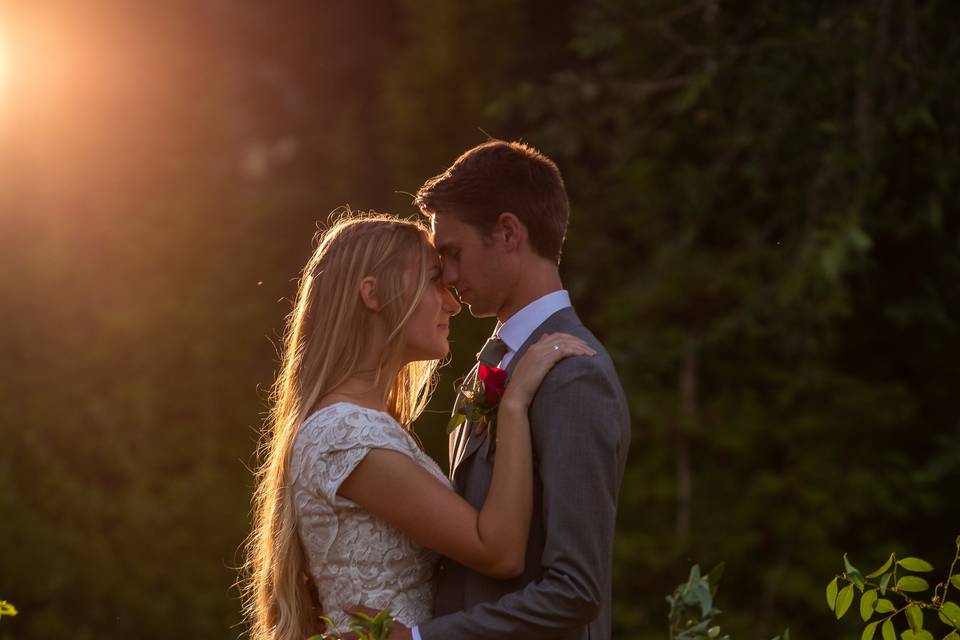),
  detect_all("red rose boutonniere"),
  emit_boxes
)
[447,363,509,436]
